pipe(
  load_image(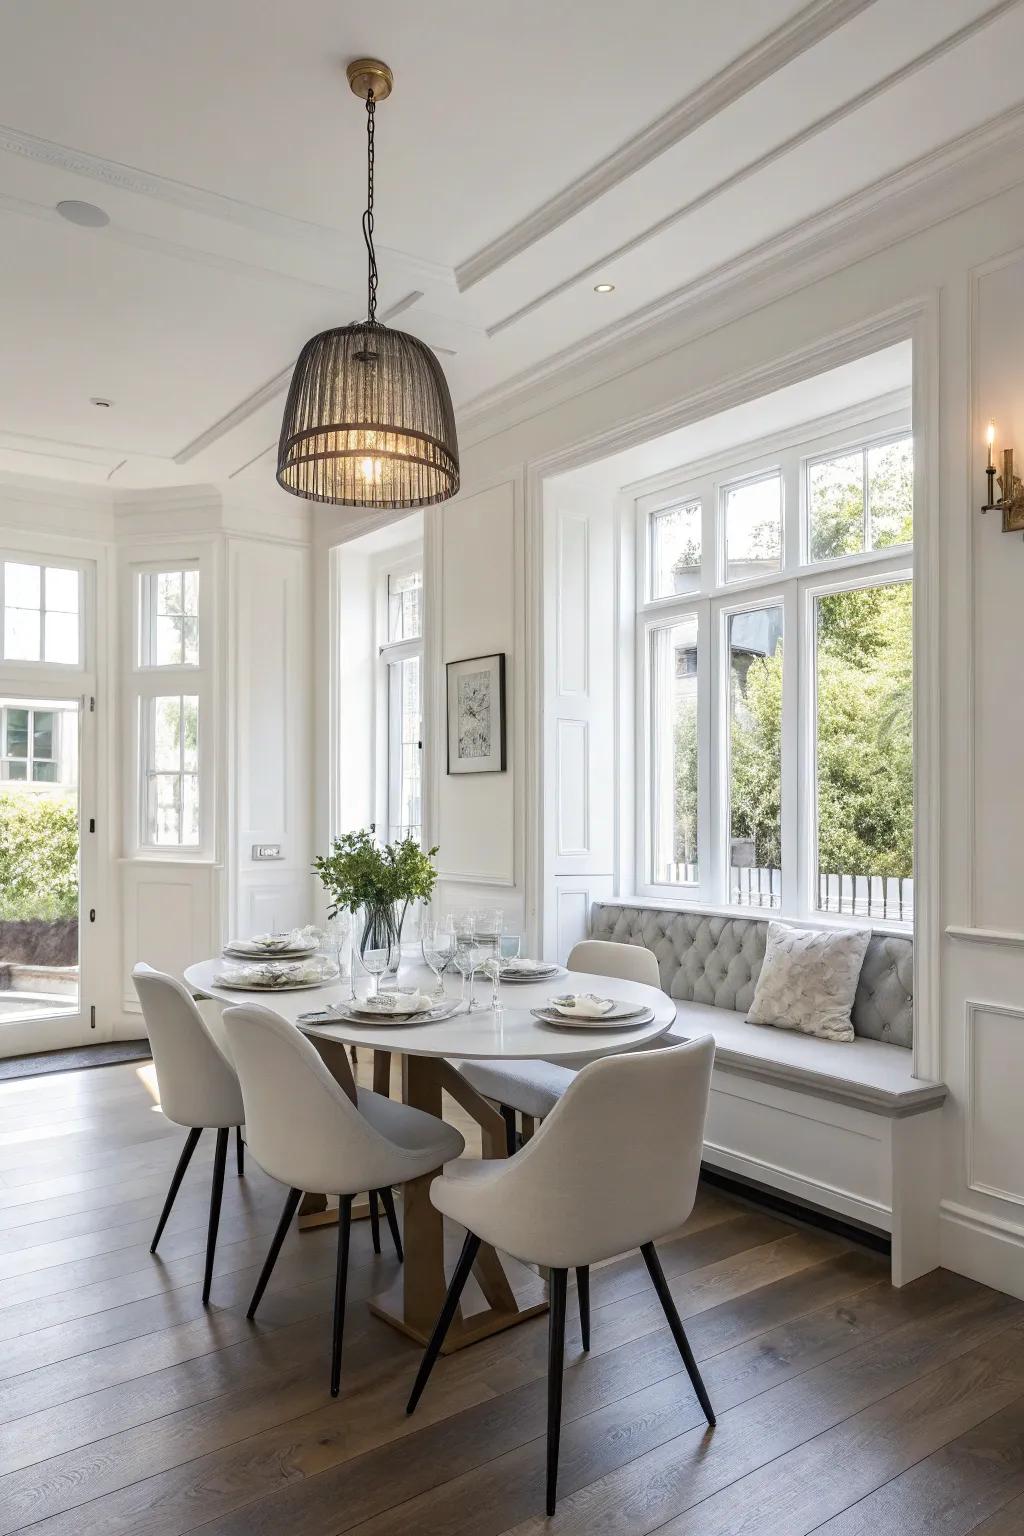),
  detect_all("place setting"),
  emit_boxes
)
[215,927,338,992]
[530,991,655,1030]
